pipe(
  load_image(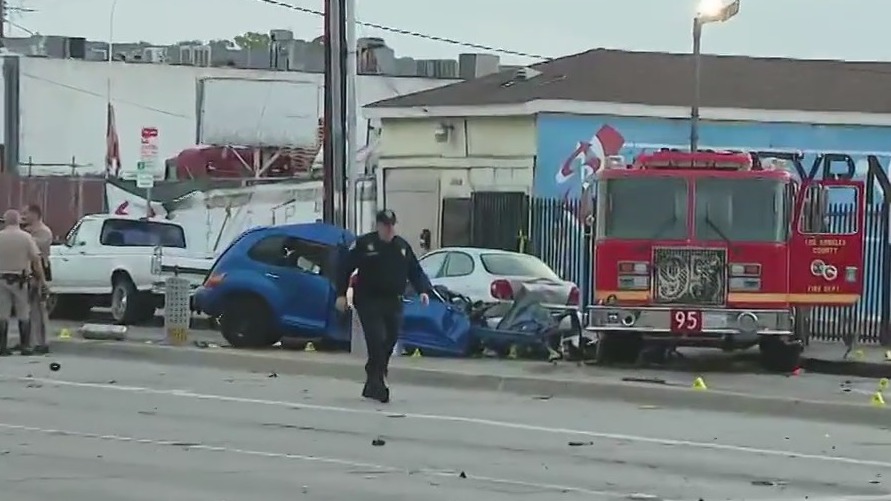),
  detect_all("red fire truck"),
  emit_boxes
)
[587,150,866,371]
